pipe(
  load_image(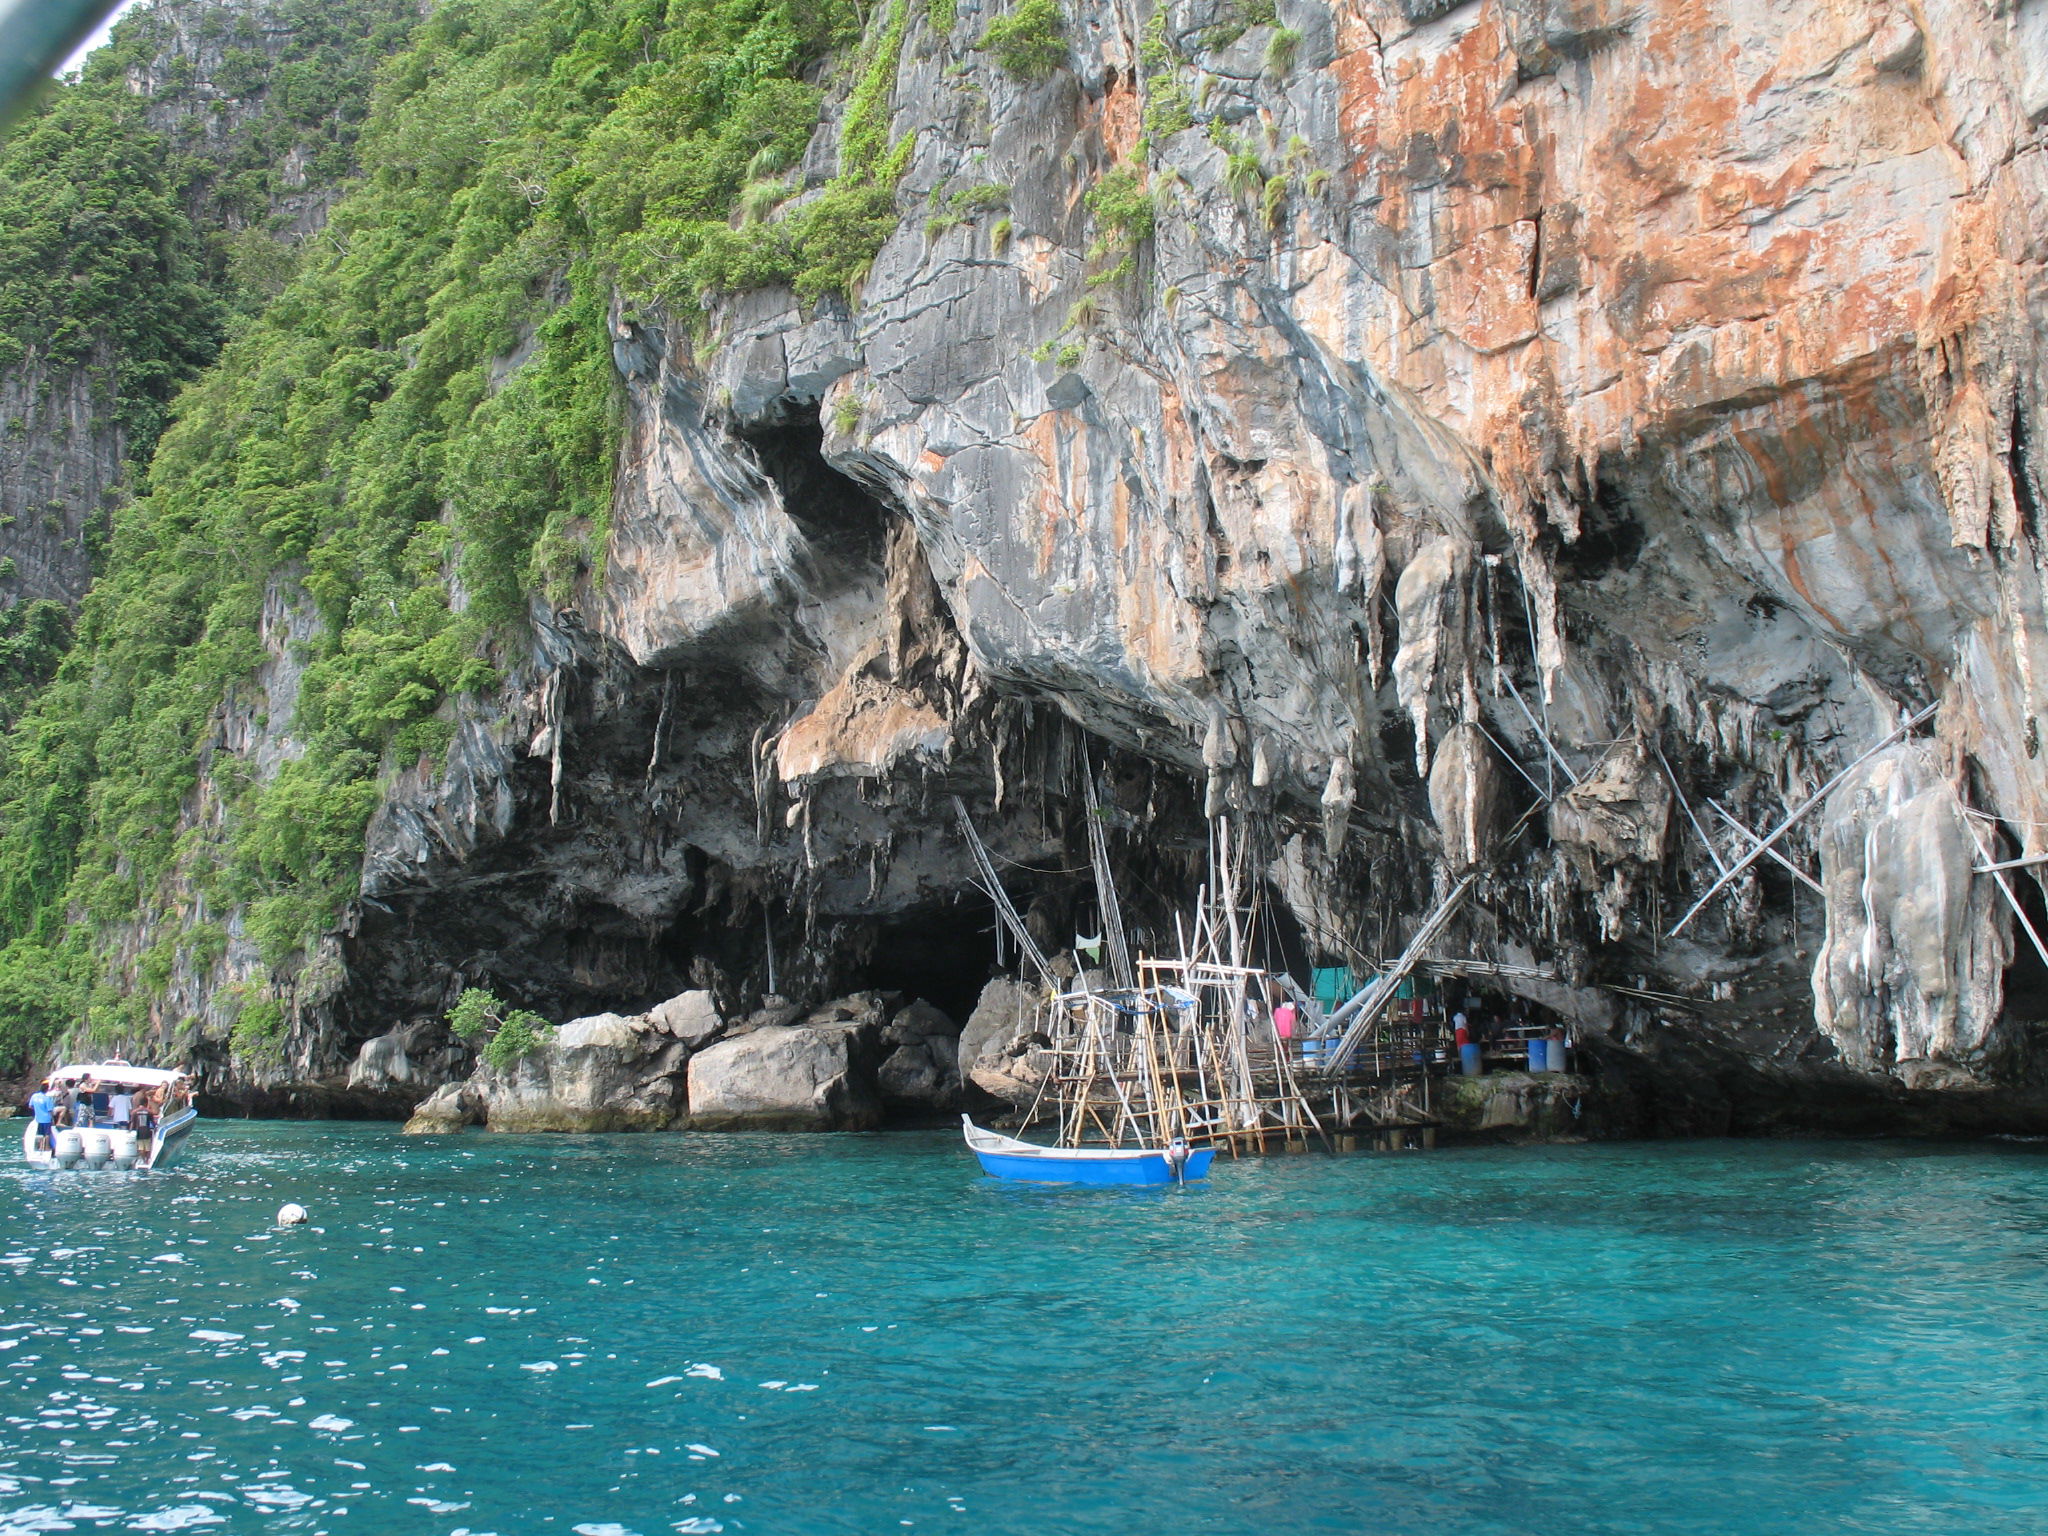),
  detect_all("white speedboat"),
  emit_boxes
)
[21,1063,198,1172]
